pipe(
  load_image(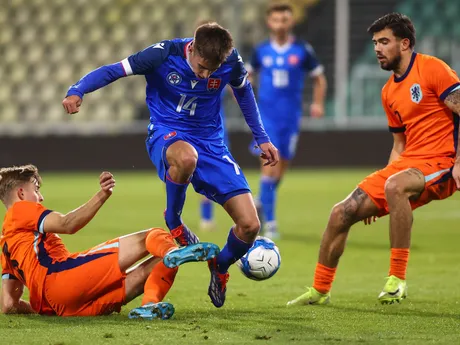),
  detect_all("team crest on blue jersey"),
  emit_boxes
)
[167,72,182,86]
[288,54,299,66]
[207,78,221,92]
[262,56,273,67]
[410,83,422,104]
